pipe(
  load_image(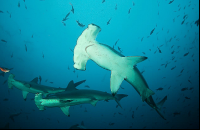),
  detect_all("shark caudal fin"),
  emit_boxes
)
[155,96,167,120]
[34,93,45,111]
[114,94,128,108]
[8,74,15,89]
